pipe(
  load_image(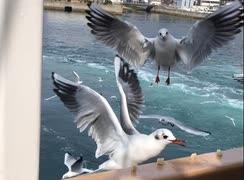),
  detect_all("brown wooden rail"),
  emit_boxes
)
[66,147,243,180]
